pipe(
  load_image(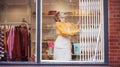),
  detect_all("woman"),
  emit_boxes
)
[54,12,79,61]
